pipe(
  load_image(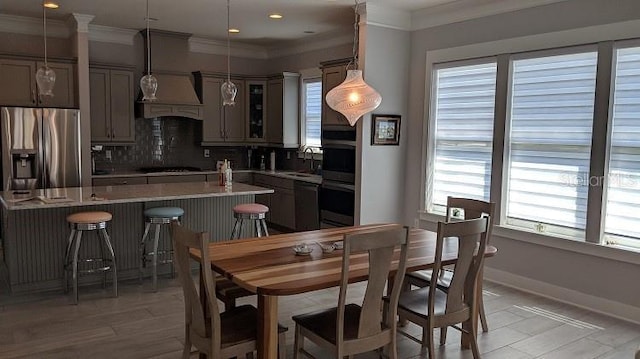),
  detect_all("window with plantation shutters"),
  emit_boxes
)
[428,61,497,213]
[303,79,322,148]
[505,51,598,234]
[604,46,640,250]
